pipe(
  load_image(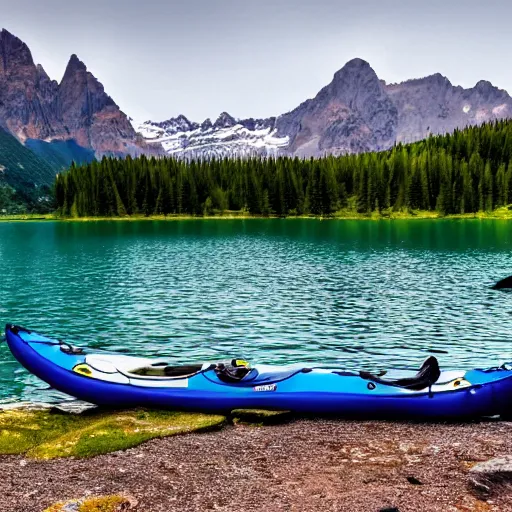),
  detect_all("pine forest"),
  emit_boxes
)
[55,120,512,218]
